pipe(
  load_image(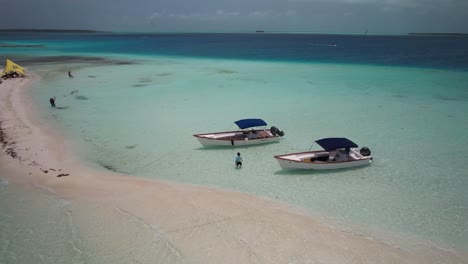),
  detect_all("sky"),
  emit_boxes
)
[1,0,467,34]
